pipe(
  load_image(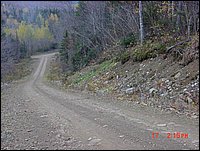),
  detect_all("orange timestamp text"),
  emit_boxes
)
[152,132,188,139]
